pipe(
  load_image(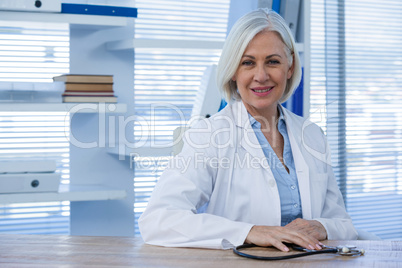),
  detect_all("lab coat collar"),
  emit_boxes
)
[232,100,287,129]
[232,101,267,162]
[231,101,312,219]
[233,100,250,129]
[281,108,312,219]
